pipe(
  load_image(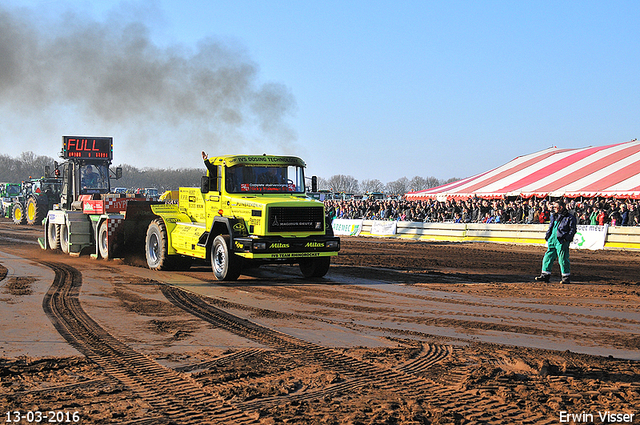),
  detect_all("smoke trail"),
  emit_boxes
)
[0,4,297,167]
